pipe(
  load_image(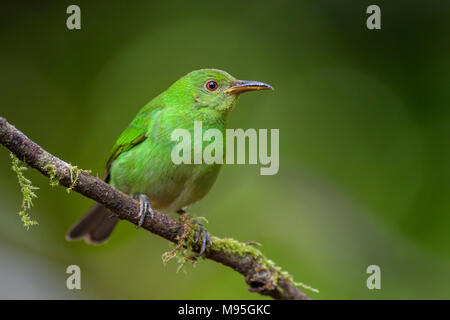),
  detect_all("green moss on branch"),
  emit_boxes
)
[10,153,39,228]
[212,237,319,294]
